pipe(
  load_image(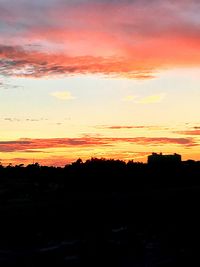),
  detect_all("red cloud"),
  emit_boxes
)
[102,126,148,129]
[0,45,155,79]
[0,136,197,153]
[97,125,168,130]
[1,1,200,78]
